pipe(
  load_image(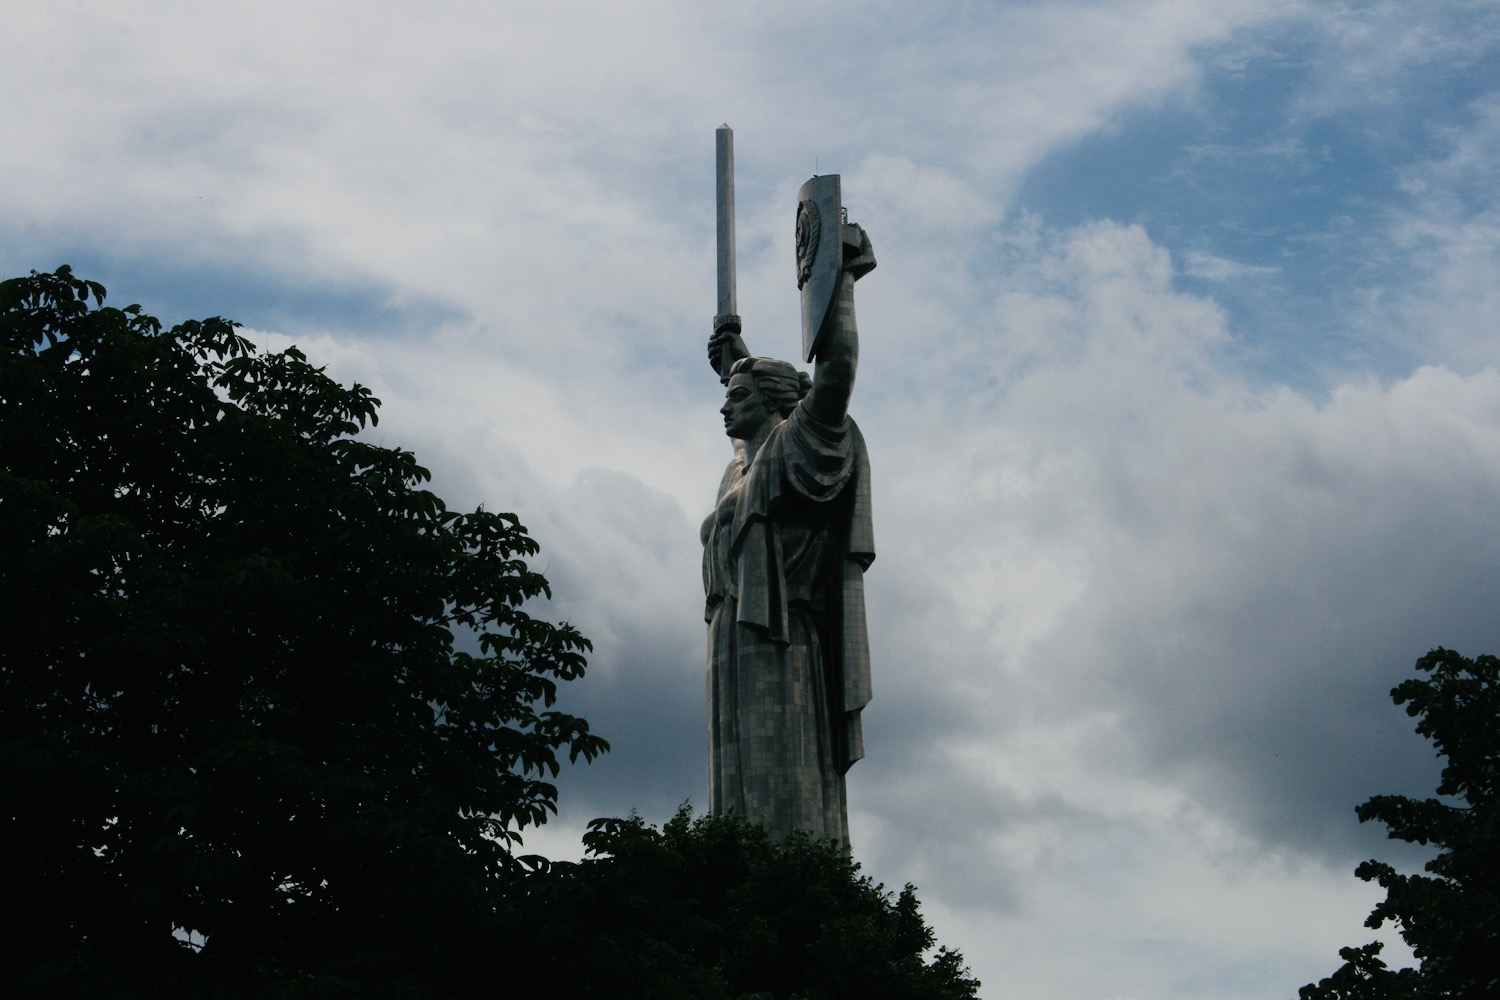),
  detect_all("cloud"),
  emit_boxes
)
[841,217,1476,994]
[1373,95,1500,372]
[853,217,1498,861]
[1290,2,1500,119]
[1182,250,1280,281]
